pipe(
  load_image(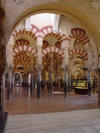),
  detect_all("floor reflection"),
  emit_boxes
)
[5,85,99,114]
